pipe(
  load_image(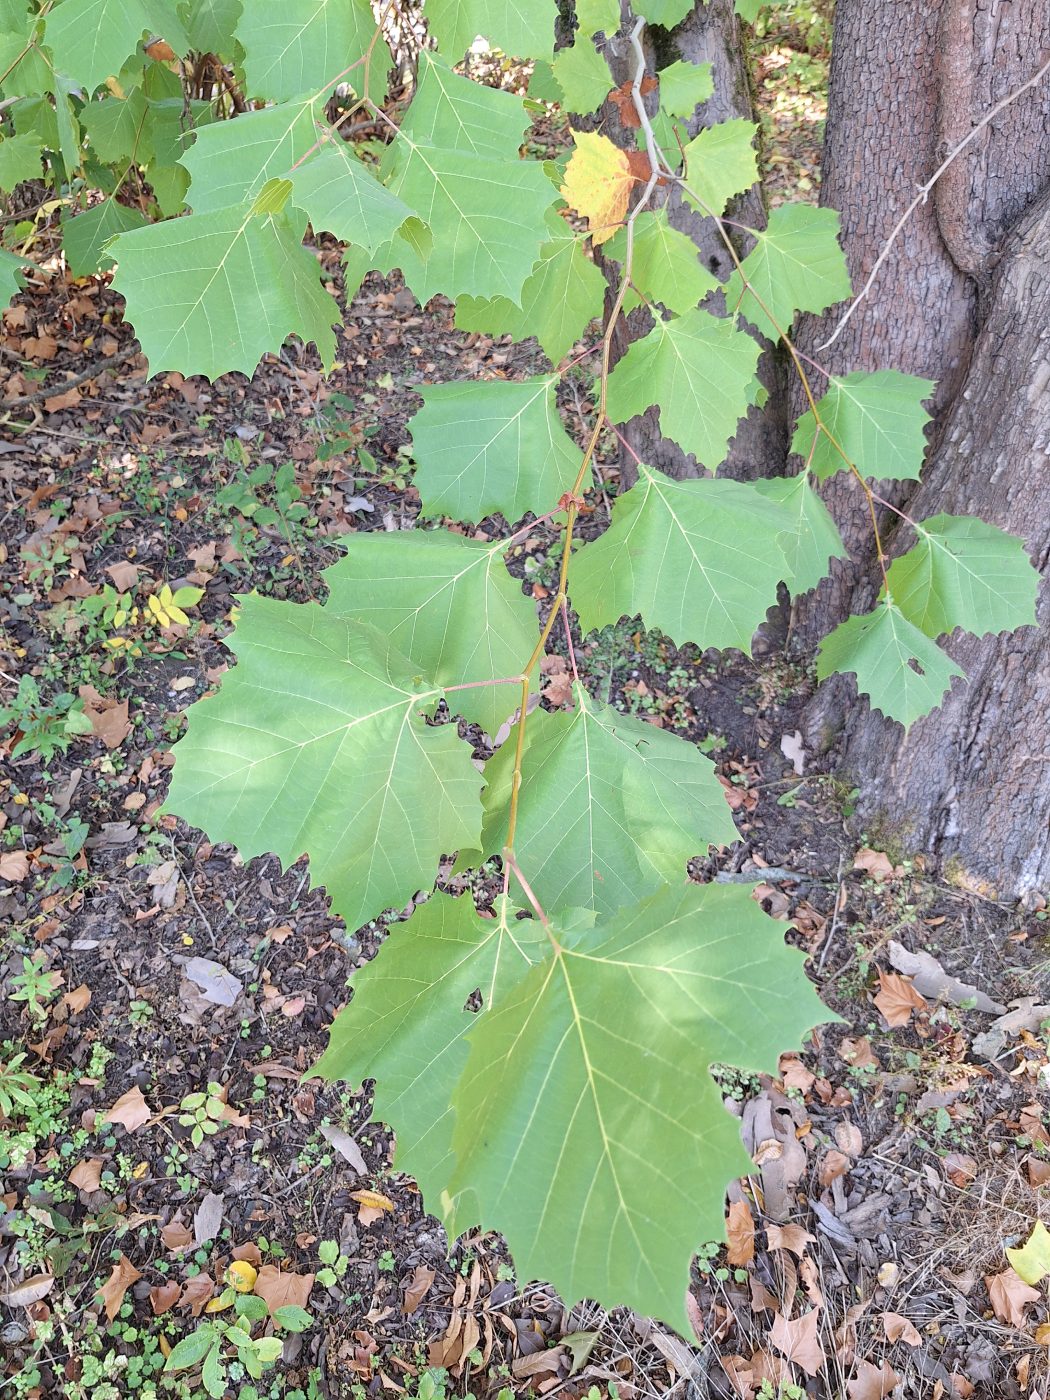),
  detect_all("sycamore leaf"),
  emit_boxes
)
[45,0,188,93]
[322,530,538,735]
[1006,1221,1050,1287]
[375,56,556,302]
[288,141,416,252]
[604,308,761,468]
[751,474,846,596]
[62,200,148,276]
[454,212,606,365]
[426,0,555,60]
[179,0,243,56]
[315,894,547,1202]
[79,89,149,165]
[0,130,43,190]
[658,59,714,117]
[0,6,53,100]
[473,688,737,914]
[725,204,851,342]
[886,514,1038,639]
[550,36,612,113]
[110,204,339,379]
[681,119,759,216]
[640,0,694,22]
[180,99,319,214]
[561,130,634,246]
[576,0,620,33]
[816,601,964,727]
[791,370,935,482]
[409,375,586,523]
[447,881,829,1332]
[235,0,386,103]
[606,208,719,314]
[165,595,482,932]
[736,0,767,18]
[570,465,791,653]
[0,248,28,304]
